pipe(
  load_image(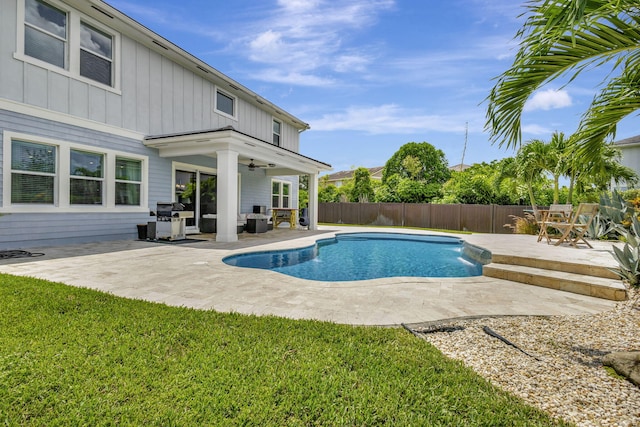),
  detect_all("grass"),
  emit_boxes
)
[0,273,567,426]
